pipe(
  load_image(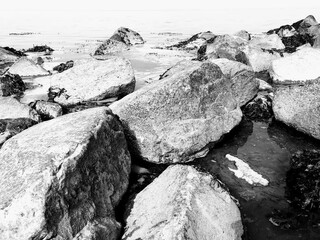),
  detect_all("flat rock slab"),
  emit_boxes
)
[270,47,320,84]
[122,165,243,240]
[36,57,135,106]
[111,61,242,164]
[8,57,49,77]
[0,107,131,239]
[273,82,320,140]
